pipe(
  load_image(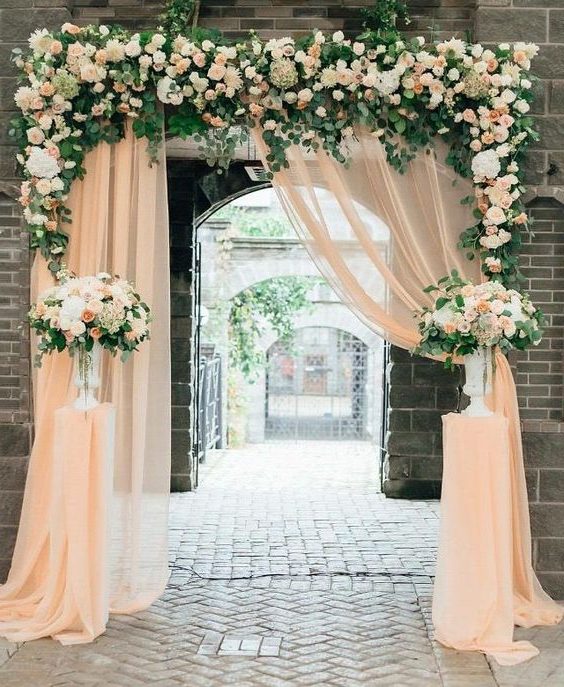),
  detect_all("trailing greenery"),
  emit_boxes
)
[229,277,314,379]
[9,1,539,287]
